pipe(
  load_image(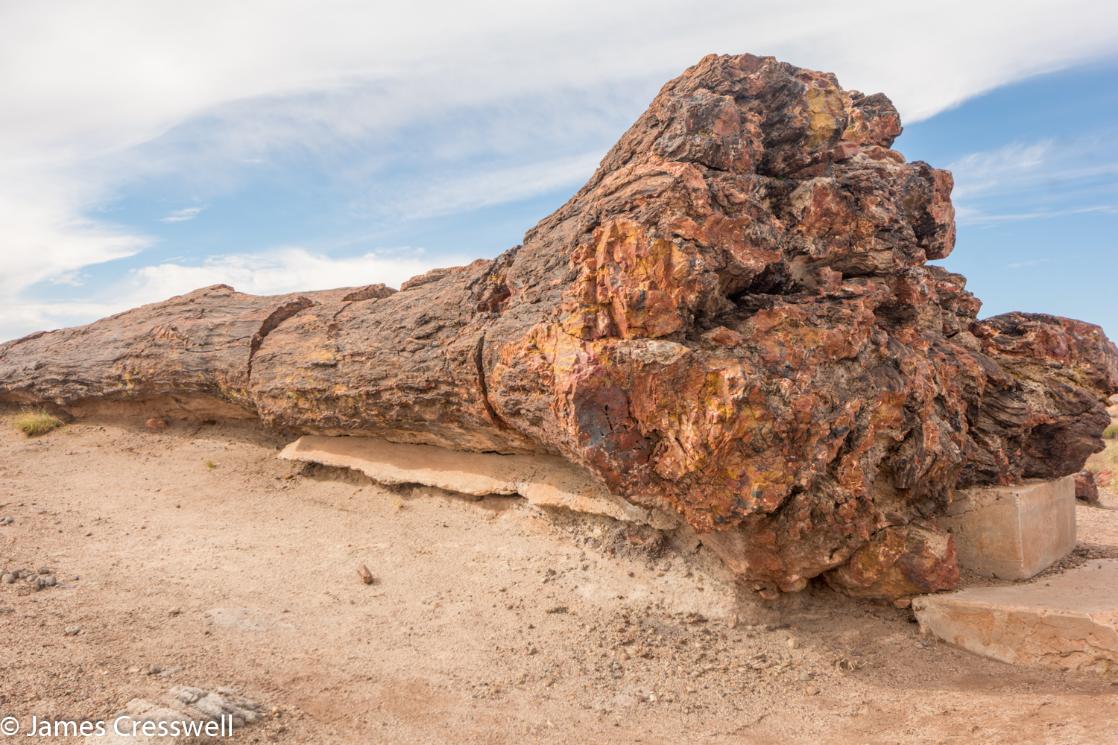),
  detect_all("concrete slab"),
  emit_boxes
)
[938,477,1075,580]
[913,560,1118,673]
[279,435,679,529]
